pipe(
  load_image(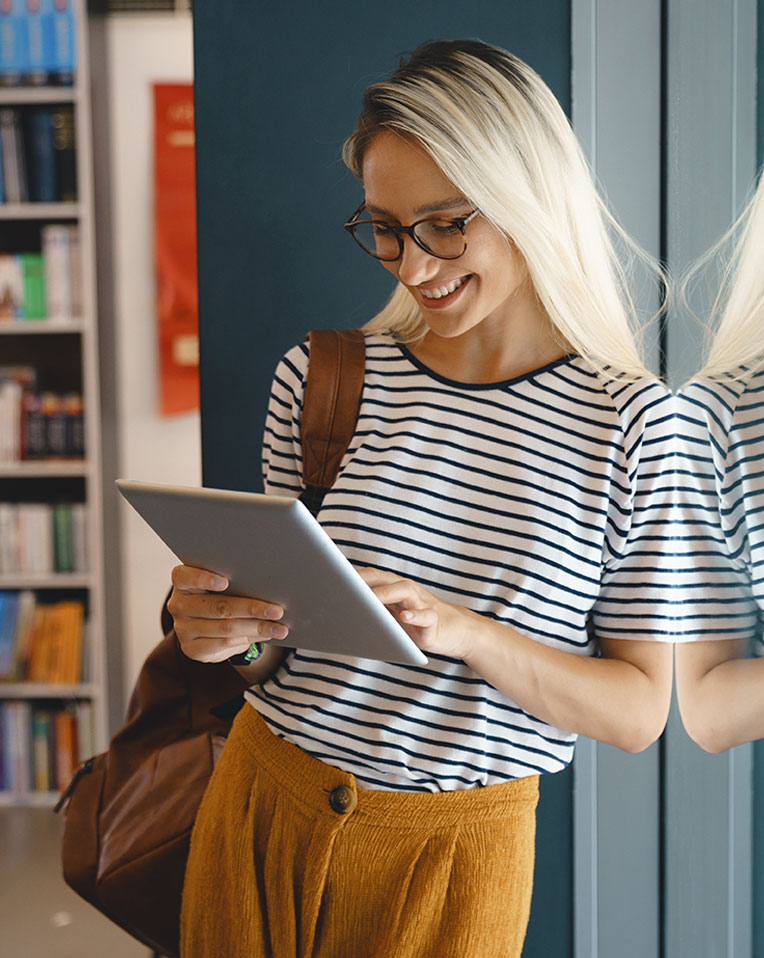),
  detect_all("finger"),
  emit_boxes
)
[178,616,289,642]
[400,608,438,628]
[169,592,284,622]
[171,564,229,593]
[357,567,399,587]
[367,580,423,608]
